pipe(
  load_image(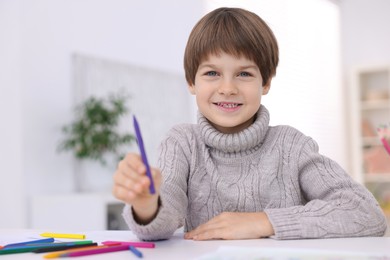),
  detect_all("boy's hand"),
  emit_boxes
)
[184,212,274,240]
[112,153,162,224]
